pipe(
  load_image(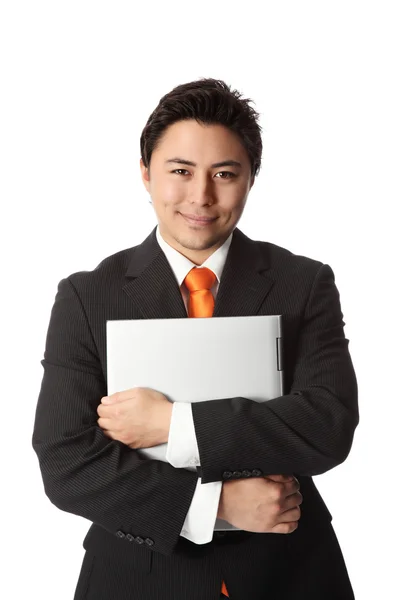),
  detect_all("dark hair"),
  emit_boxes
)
[140,77,263,178]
